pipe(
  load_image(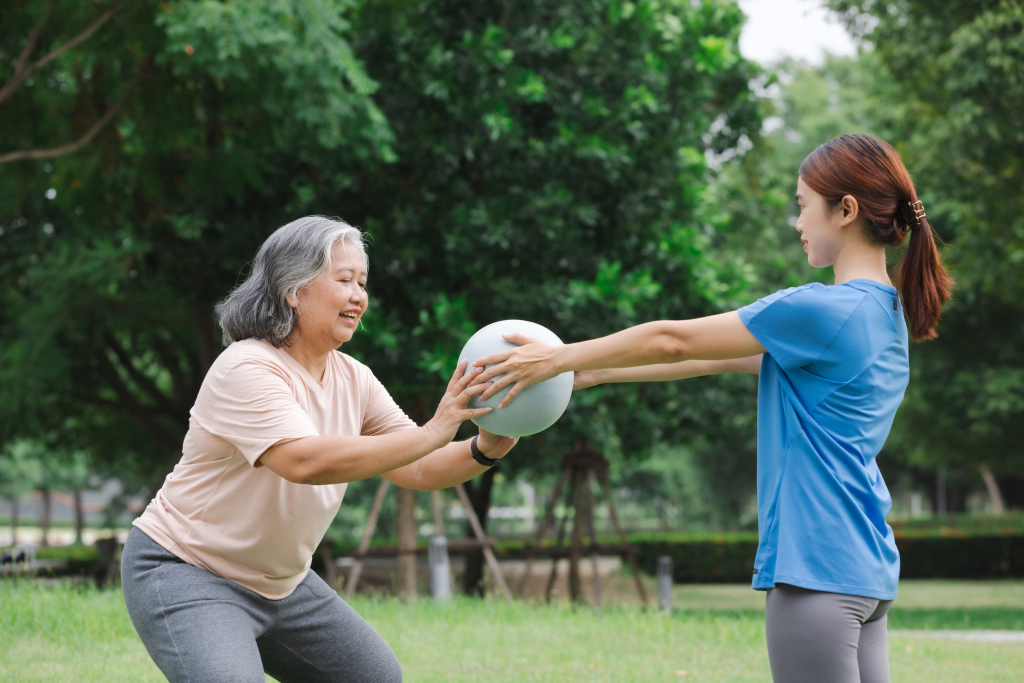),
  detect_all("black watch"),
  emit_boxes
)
[470,436,501,467]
